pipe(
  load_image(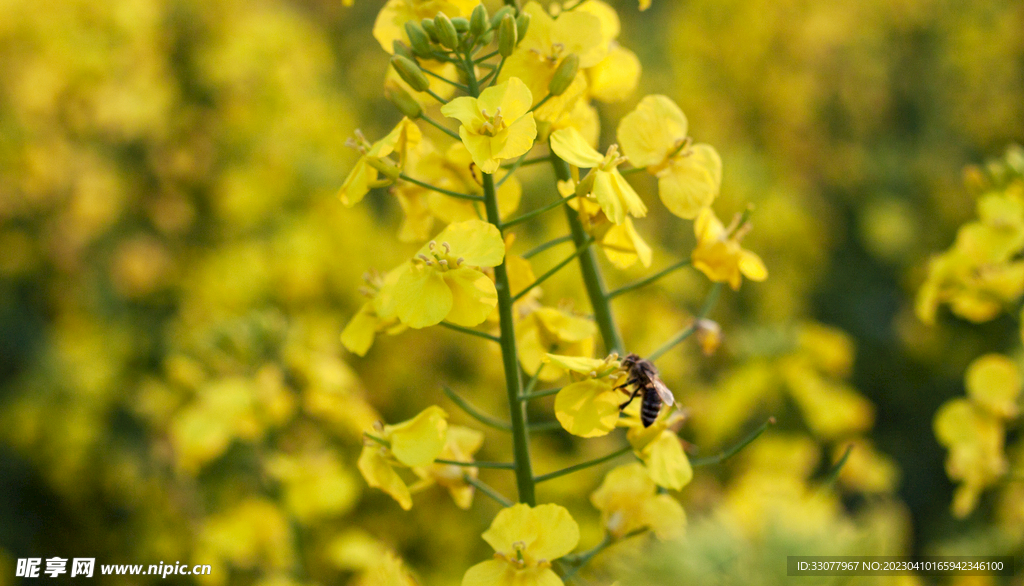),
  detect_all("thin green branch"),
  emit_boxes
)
[475,50,500,63]
[502,156,552,169]
[647,283,723,361]
[399,173,484,201]
[487,57,507,88]
[439,321,500,342]
[521,365,544,398]
[442,385,512,431]
[690,417,776,467]
[819,444,854,490]
[502,195,576,229]
[607,259,692,299]
[528,420,562,432]
[523,235,573,259]
[560,529,647,580]
[520,386,561,401]
[619,166,647,176]
[528,93,553,113]
[424,87,449,105]
[464,474,514,507]
[435,459,516,469]
[421,67,470,92]
[363,432,390,447]
[511,236,594,302]
[497,151,530,188]
[534,445,632,483]
[421,116,461,140]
